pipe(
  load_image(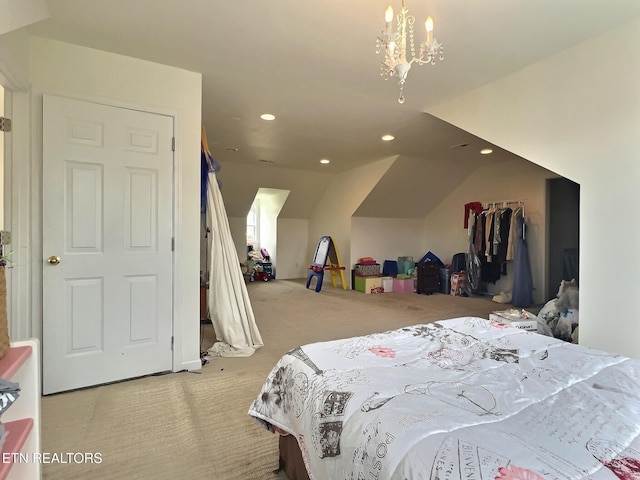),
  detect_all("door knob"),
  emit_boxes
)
[47,255,61,265]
